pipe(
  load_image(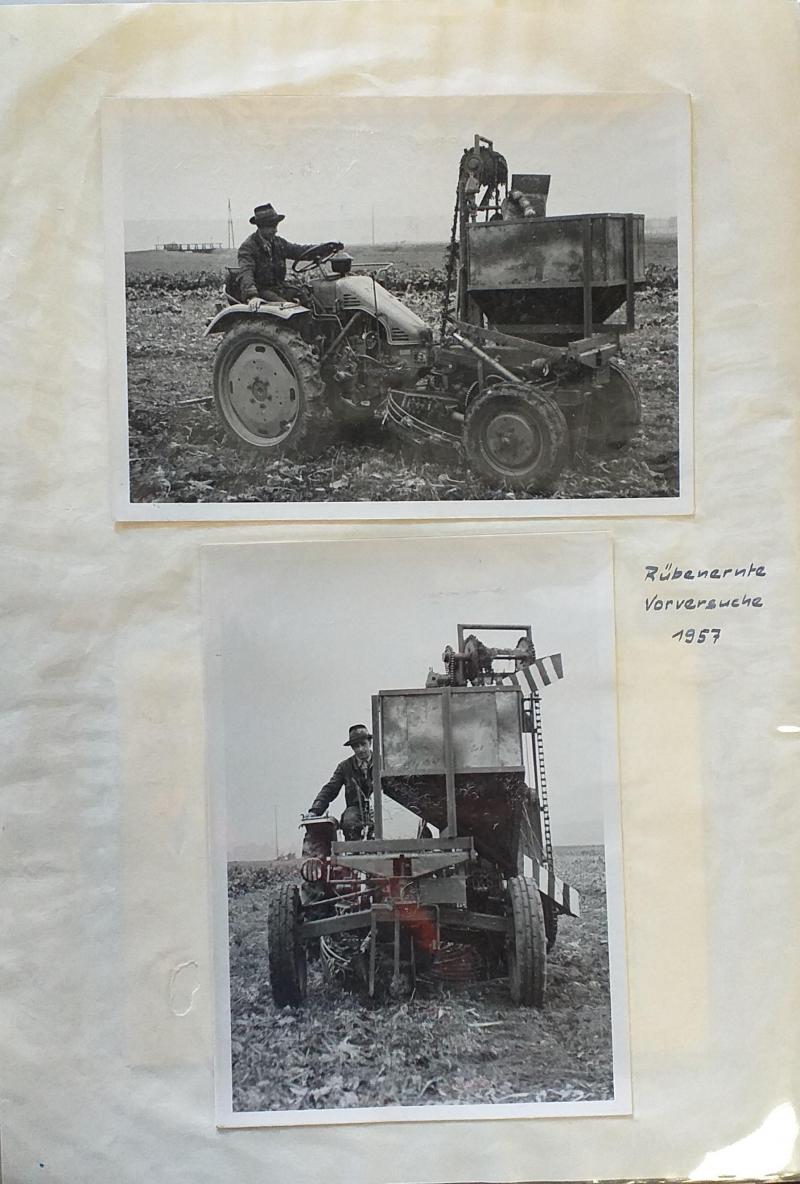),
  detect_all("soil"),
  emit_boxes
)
[226,846,613,1113]
[124,240,679,504]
